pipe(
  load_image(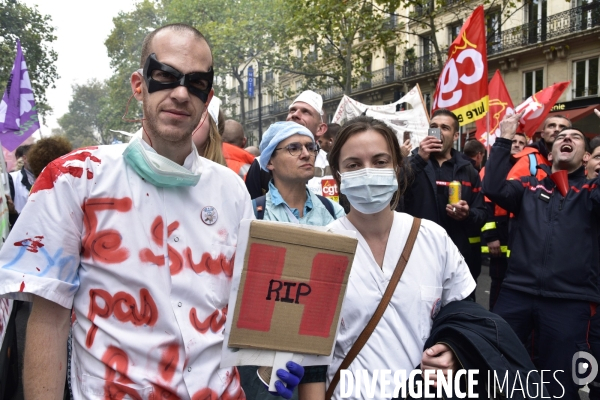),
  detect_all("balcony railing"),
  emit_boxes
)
[241,2,600,123]
[320,85,344,101]
[488,2,600,55]
[403,53,445,77]
[244,98,294,121]
[368,65,398,87]
[573,85,599,98]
